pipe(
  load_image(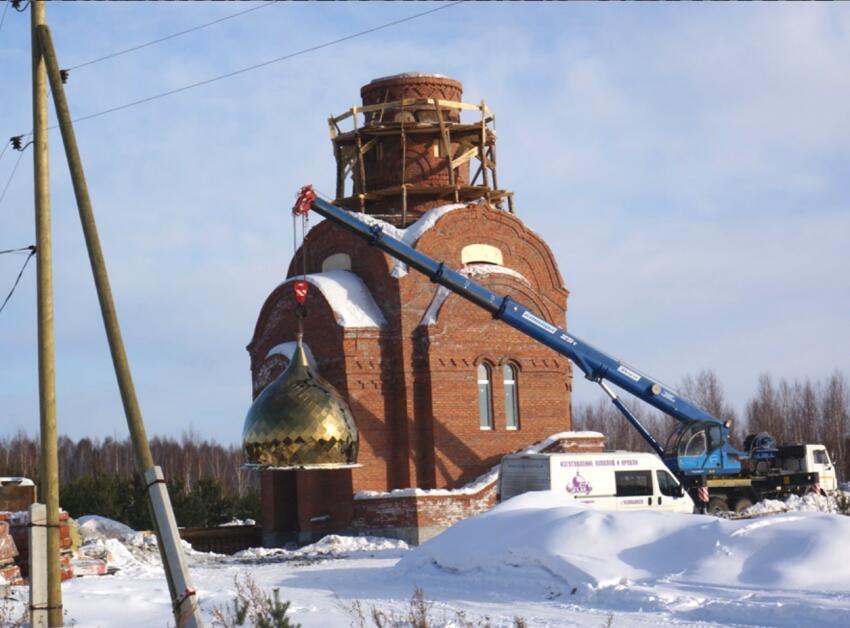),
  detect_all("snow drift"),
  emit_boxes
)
[398,490,850,594]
